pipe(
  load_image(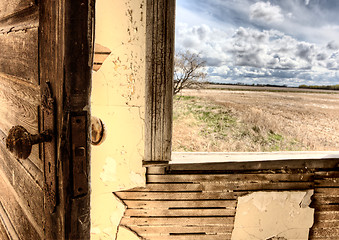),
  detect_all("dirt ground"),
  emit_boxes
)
[173,88,339,152]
